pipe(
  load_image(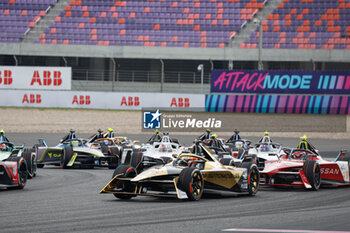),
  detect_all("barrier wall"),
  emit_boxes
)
[0,90,205,111]
[0,66,71,90]
[206,94,350,114]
